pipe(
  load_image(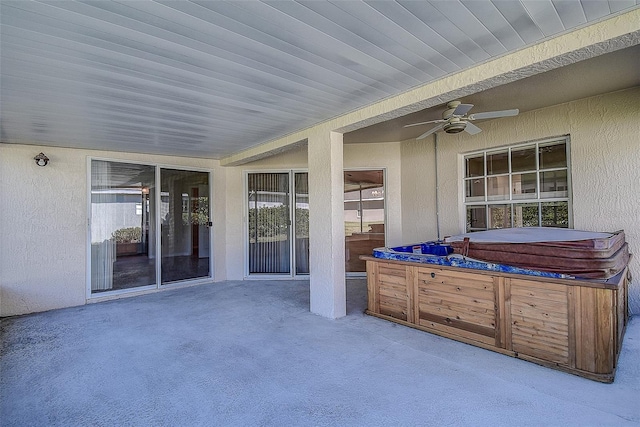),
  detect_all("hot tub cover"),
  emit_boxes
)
[444,227,629,279]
